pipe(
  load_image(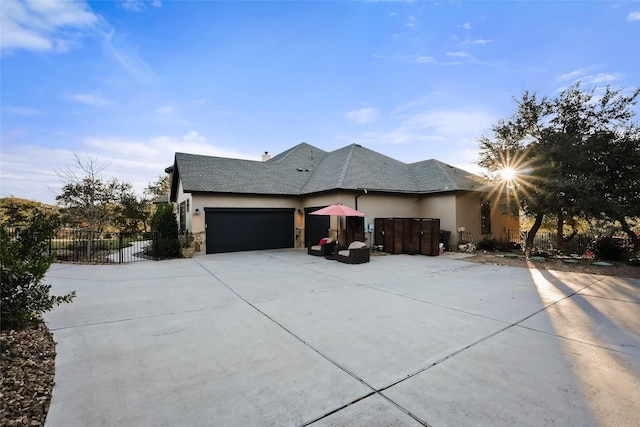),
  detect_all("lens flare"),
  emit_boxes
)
[499,167,517,181]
